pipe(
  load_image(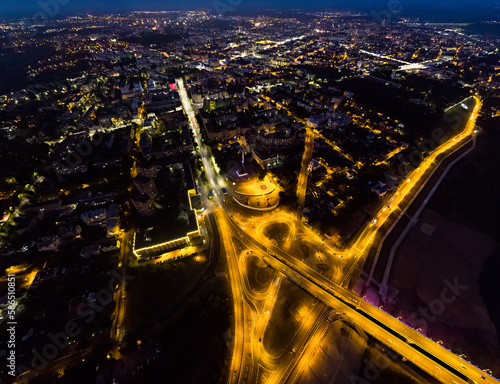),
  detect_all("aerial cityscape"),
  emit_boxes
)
[0,1,500,383]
